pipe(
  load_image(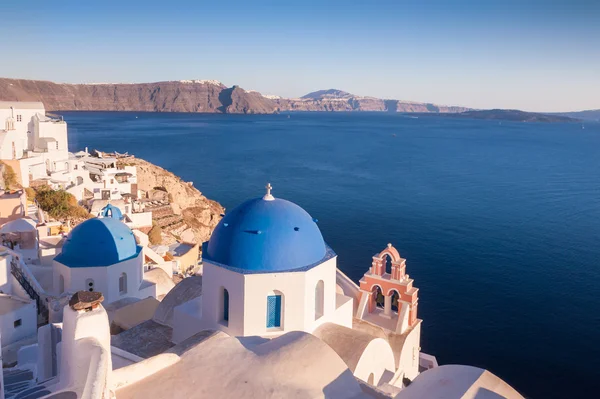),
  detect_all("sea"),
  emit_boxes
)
[59,111,600,398]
